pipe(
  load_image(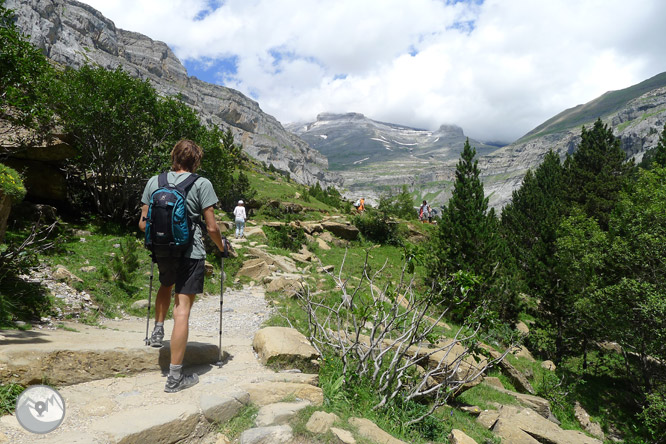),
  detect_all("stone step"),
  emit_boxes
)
[0,322,226,387]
